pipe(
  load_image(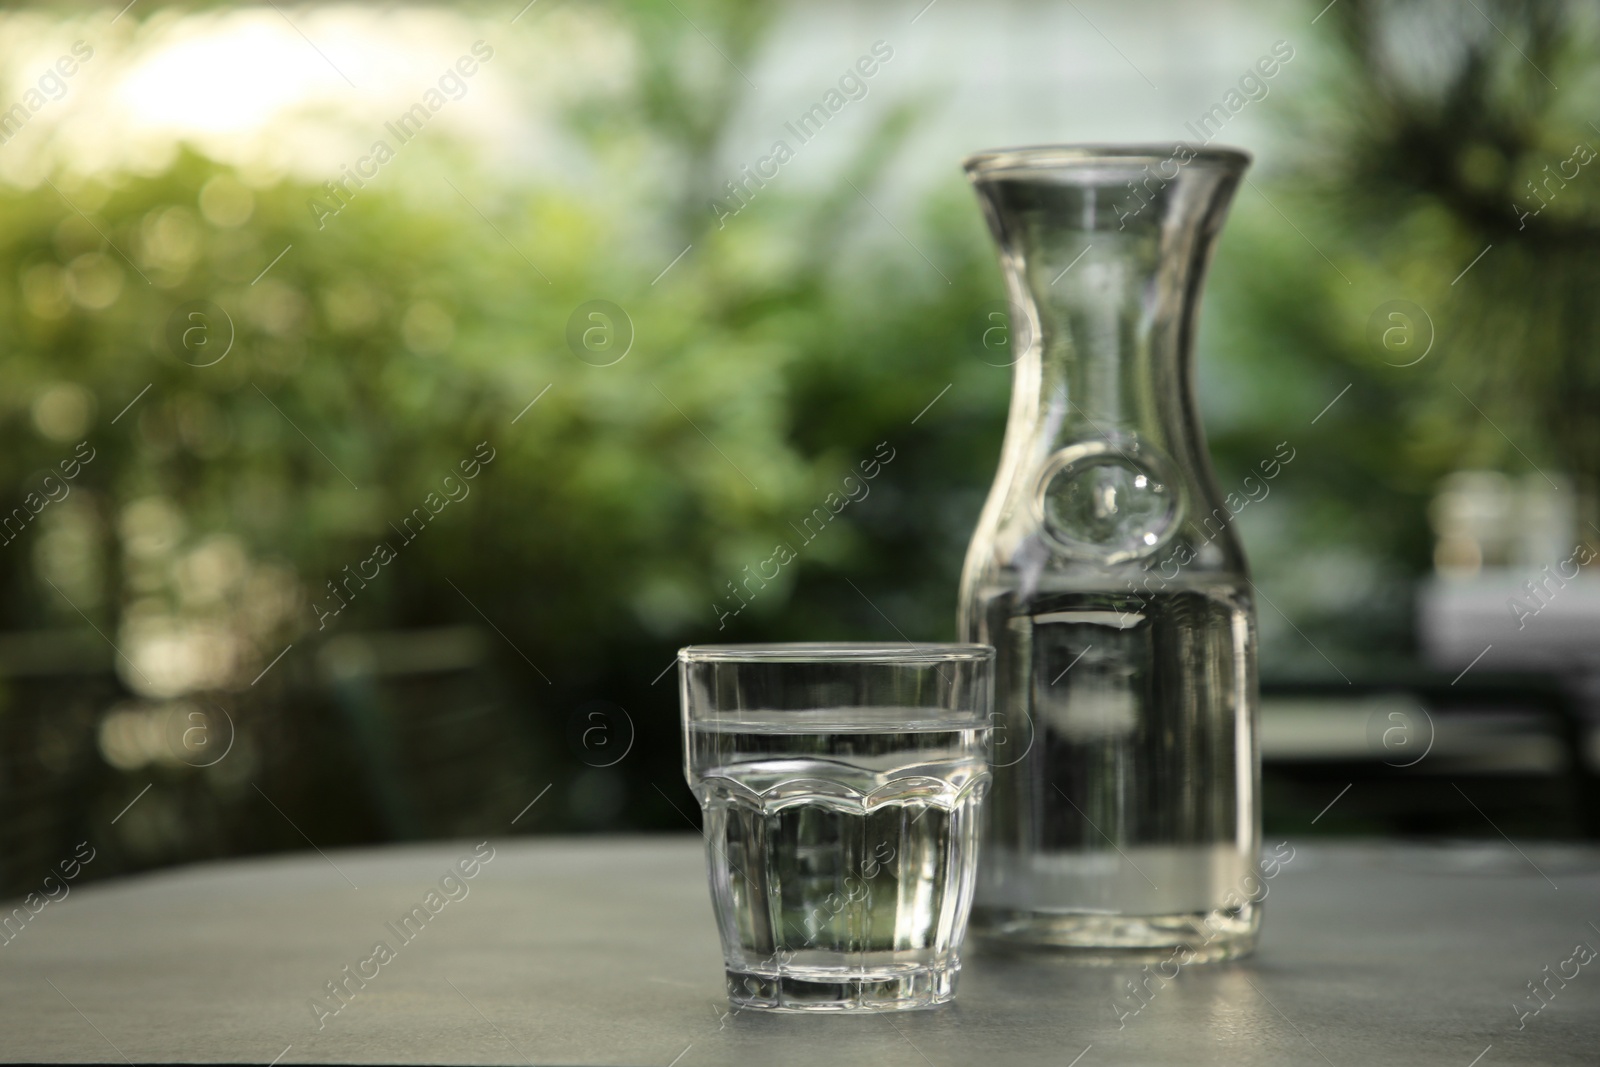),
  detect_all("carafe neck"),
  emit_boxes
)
[966,145,1248,567]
